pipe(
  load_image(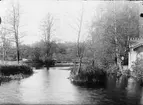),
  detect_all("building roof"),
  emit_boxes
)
[130,43,143,50]
[129,37,143,49]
